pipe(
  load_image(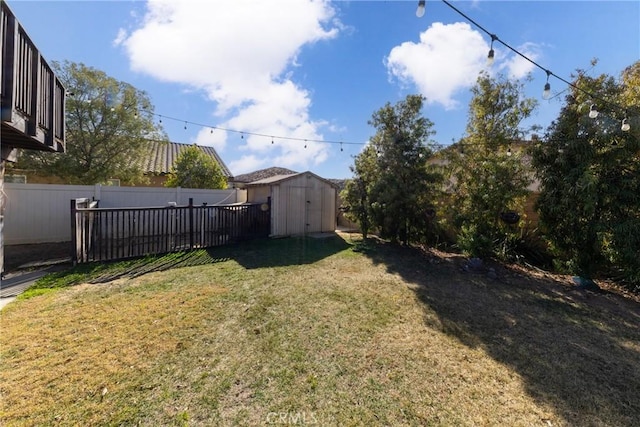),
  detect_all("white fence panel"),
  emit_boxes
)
[4,184,246,245]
